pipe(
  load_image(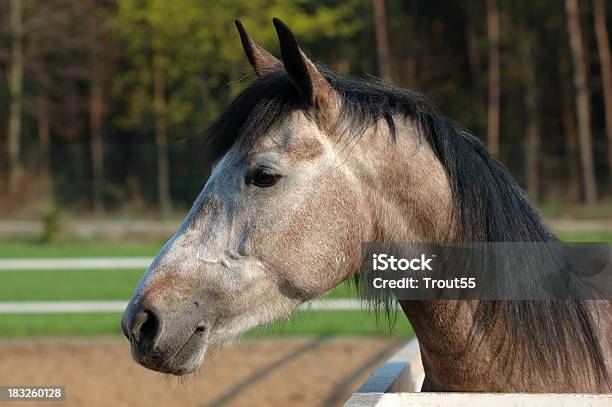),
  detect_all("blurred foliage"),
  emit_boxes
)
[0,0,610,214]
[110,0,363,131]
